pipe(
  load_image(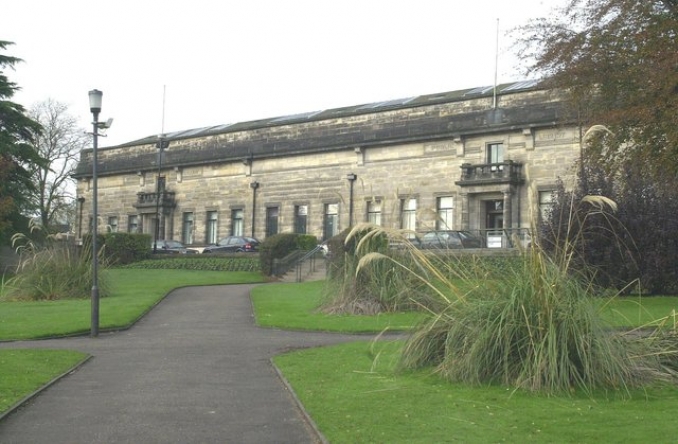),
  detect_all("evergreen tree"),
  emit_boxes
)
[0,40,45,242]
